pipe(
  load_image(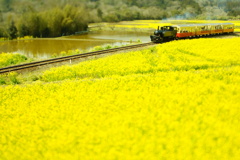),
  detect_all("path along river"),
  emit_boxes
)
[0,31,150,59]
